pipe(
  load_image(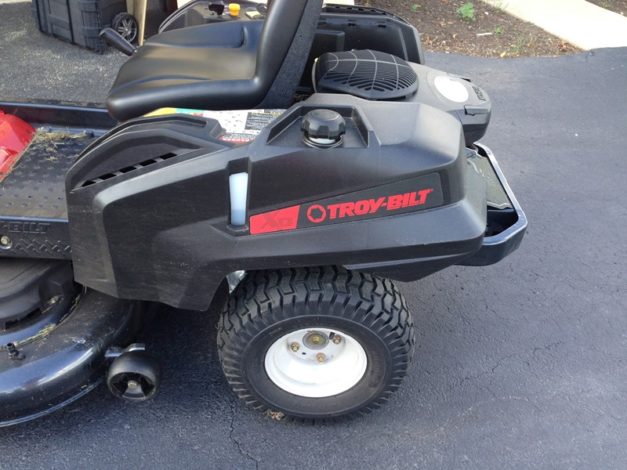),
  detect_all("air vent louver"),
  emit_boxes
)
[80,152,177,188]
